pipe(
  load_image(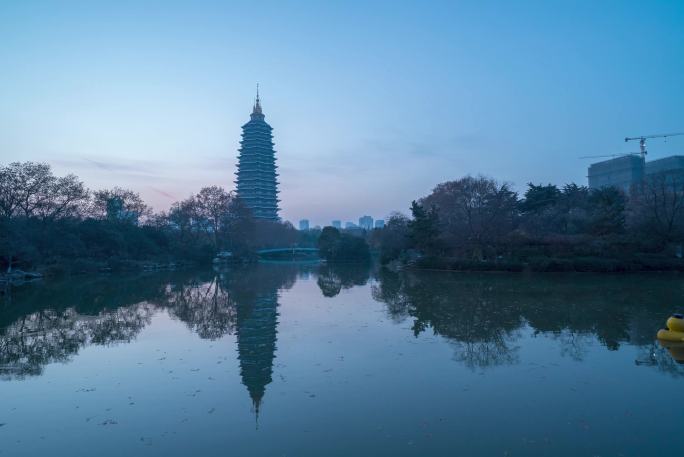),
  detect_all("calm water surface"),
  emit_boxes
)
[1,264,683,456]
